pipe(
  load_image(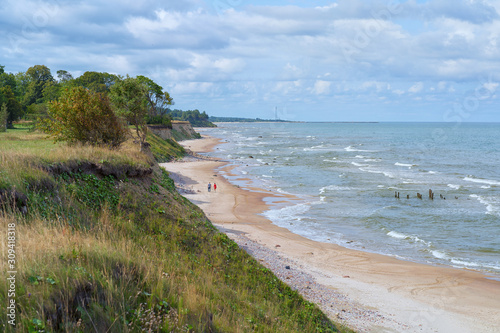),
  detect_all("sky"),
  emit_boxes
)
[1,0,500,122]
